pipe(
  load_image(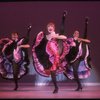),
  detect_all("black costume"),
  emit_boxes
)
[0,26,31,90]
